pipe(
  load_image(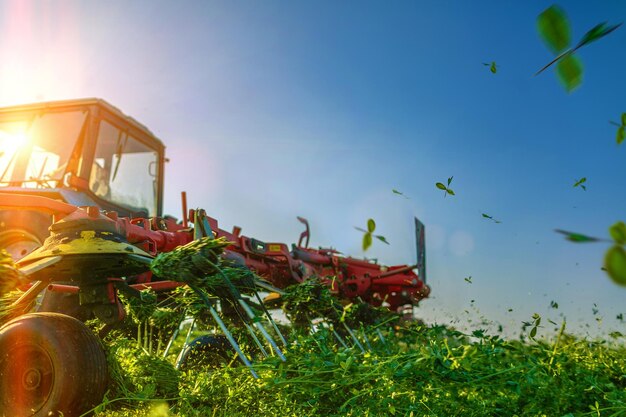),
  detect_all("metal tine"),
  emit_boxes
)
[342,322,366,353]
[190,285,258,379]
[163,314,185,358]
[249,286,289,349]
[324,321,349,349]
[191,213,287,361]
[360,325,373,351]
[242,321,270,358]
[175,318,197,368]
[238,299,286,361]
[309,317,348,350]
[375,328,387,344]
[208,304,259,378]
